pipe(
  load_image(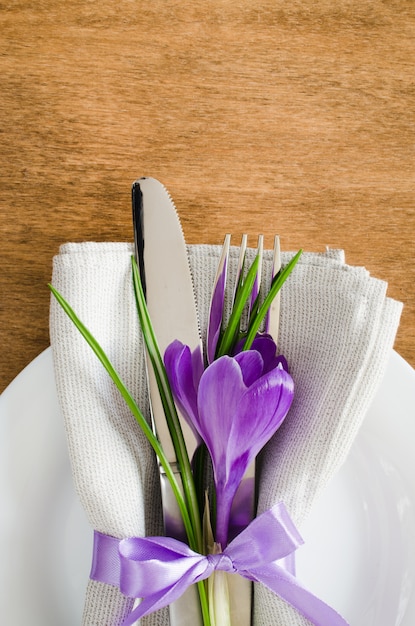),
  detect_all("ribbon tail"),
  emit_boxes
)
[120,562,209,626]
[248,562,350,626]
[120,591,175,626]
